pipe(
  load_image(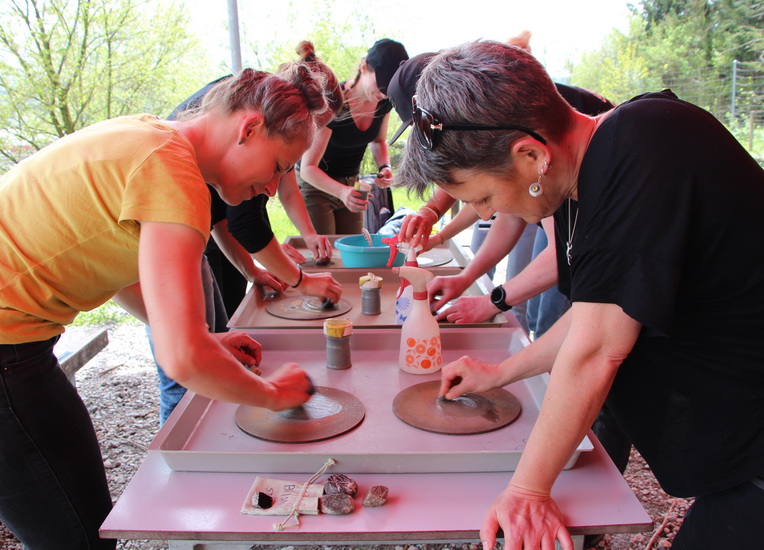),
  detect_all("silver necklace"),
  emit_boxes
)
[566,198,579,265]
